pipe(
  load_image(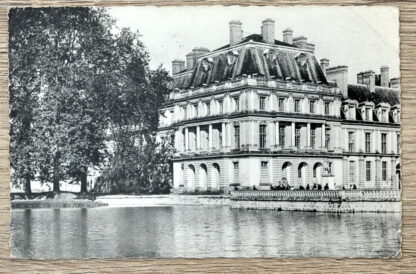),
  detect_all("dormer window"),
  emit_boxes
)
[391,105,400,123]
[366,108,372,121]
[348,106,356,120]
[295,53,310,82]
[226,51,238,66]
[381,109,388,122]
